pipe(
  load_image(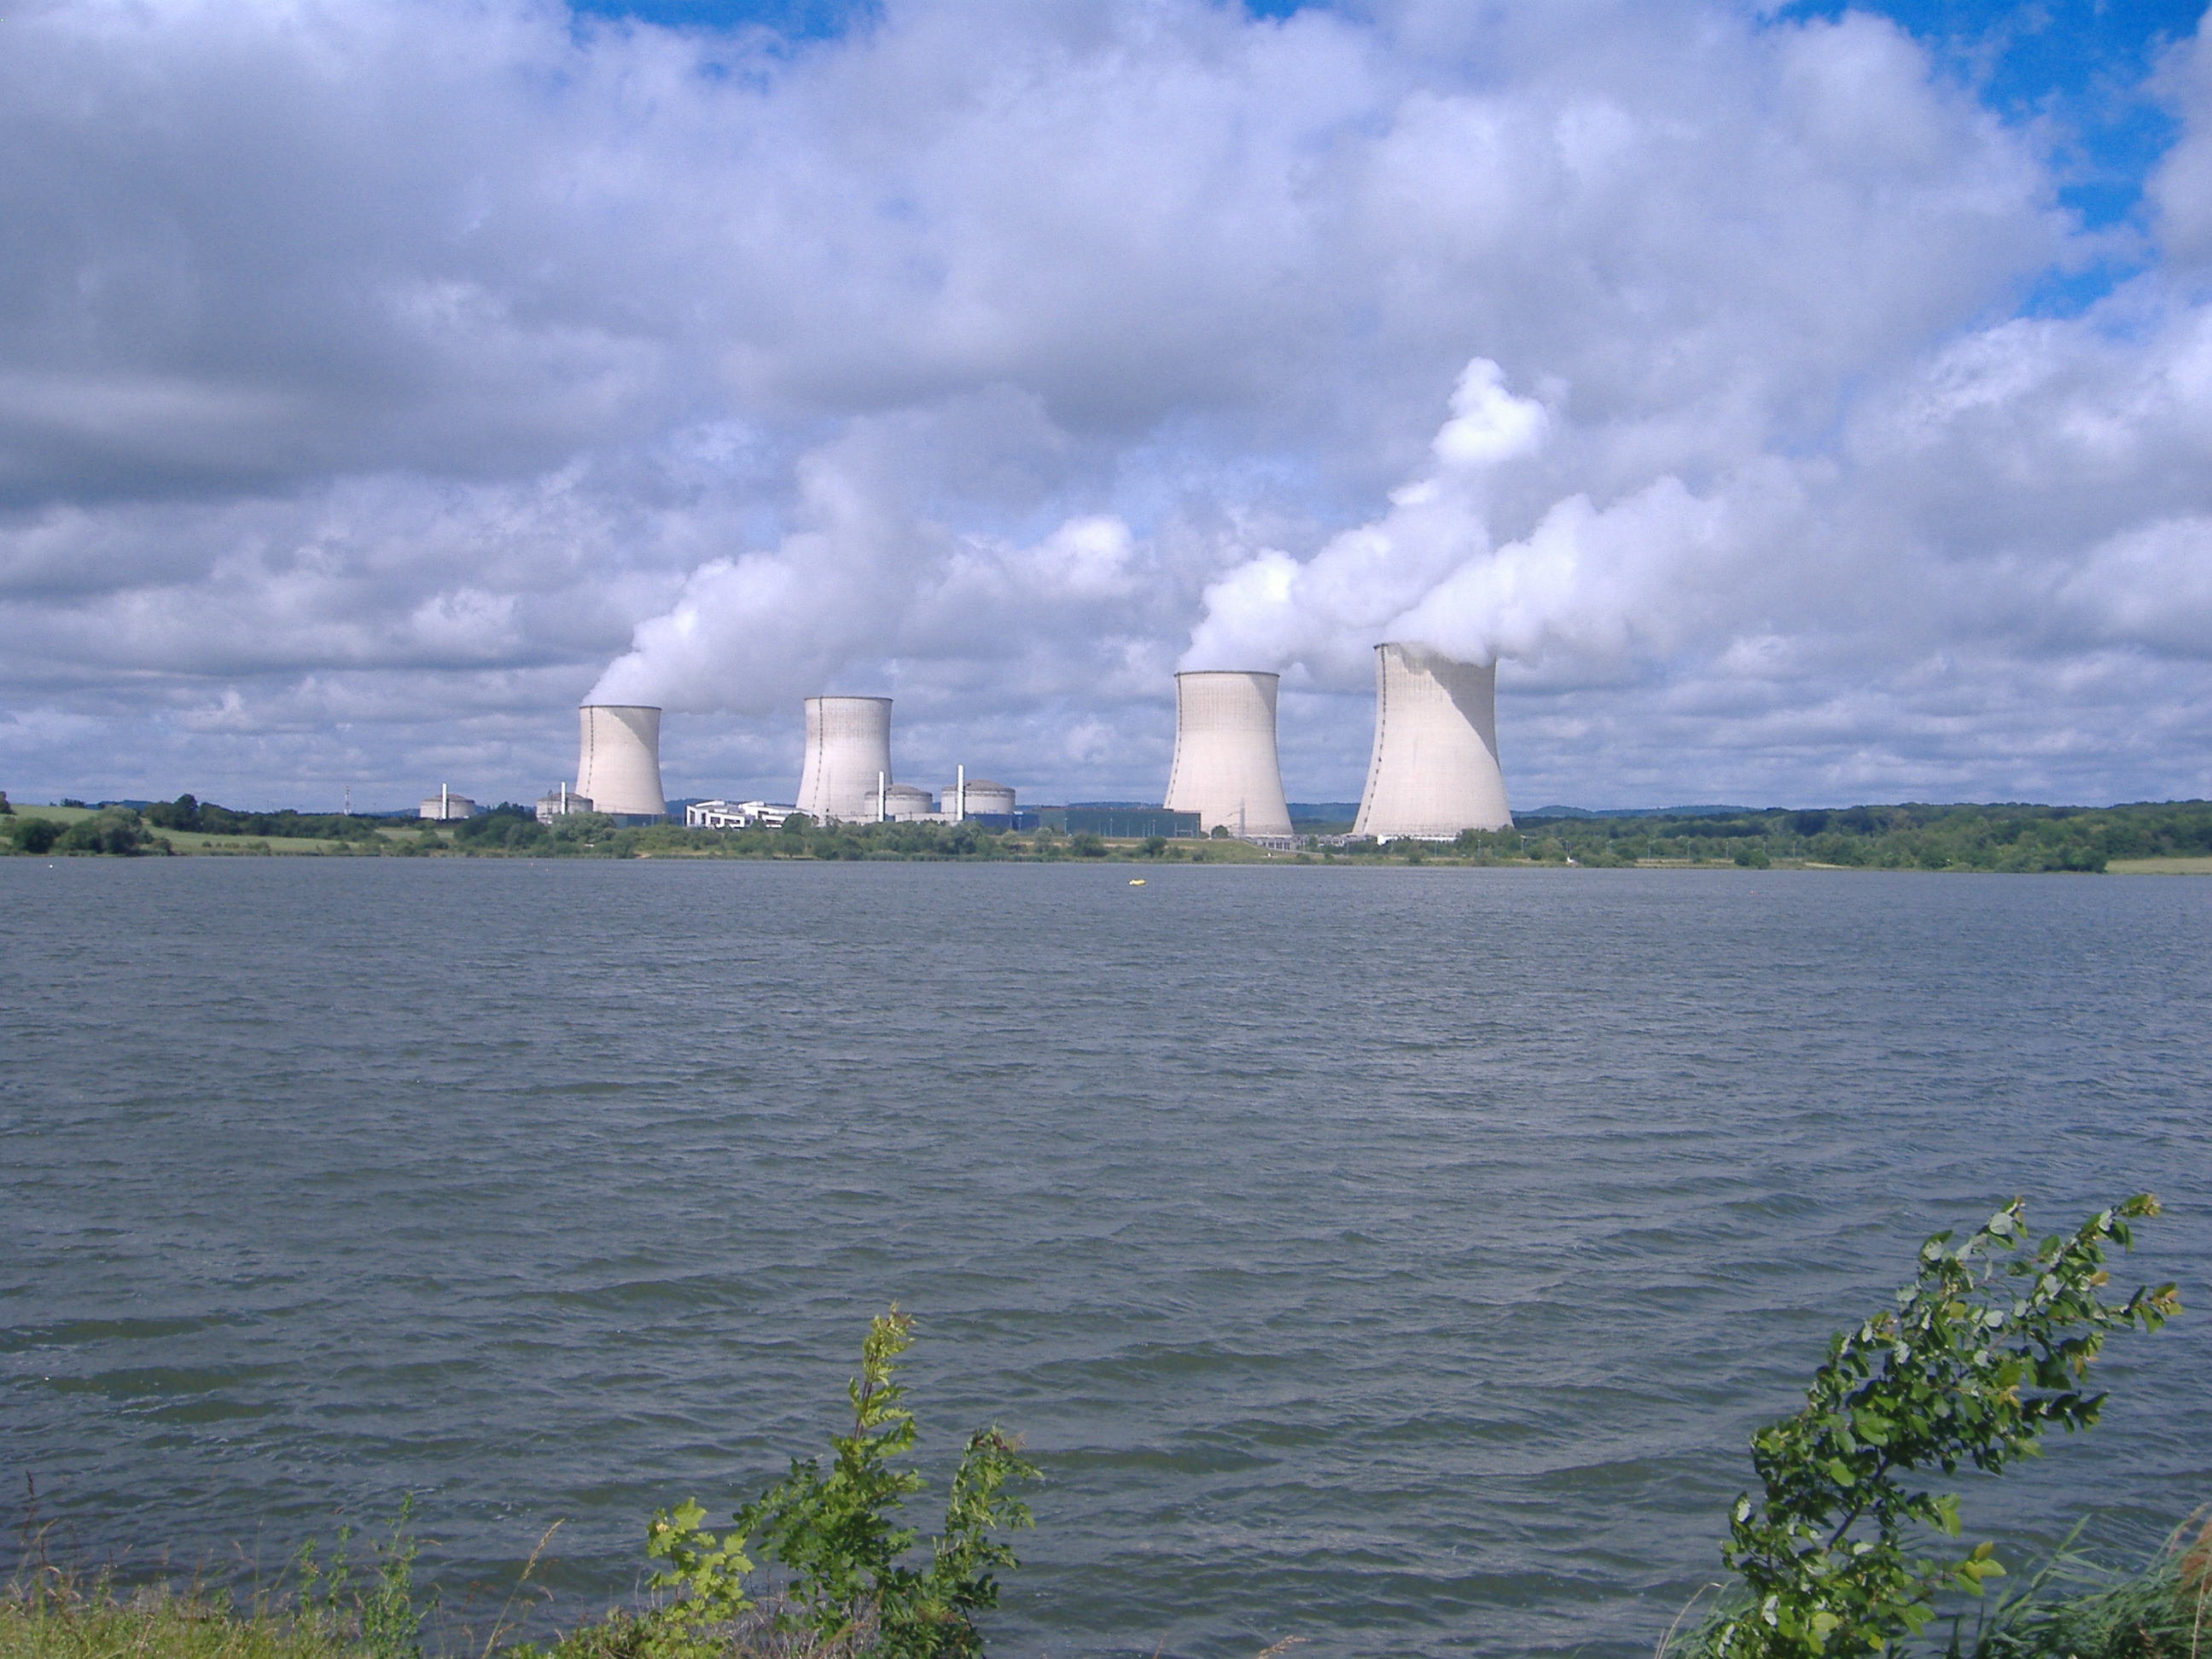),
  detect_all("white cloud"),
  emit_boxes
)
[0,0,2208,809]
